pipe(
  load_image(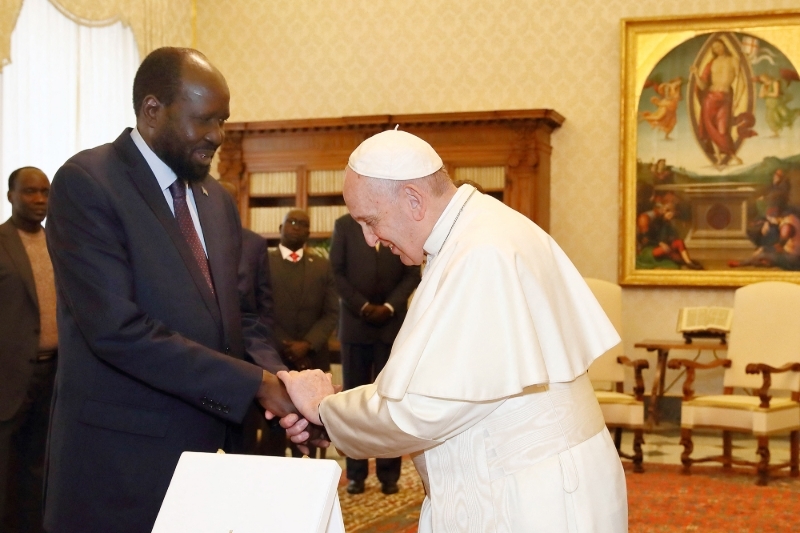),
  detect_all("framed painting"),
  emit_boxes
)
[619,10,800,287]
